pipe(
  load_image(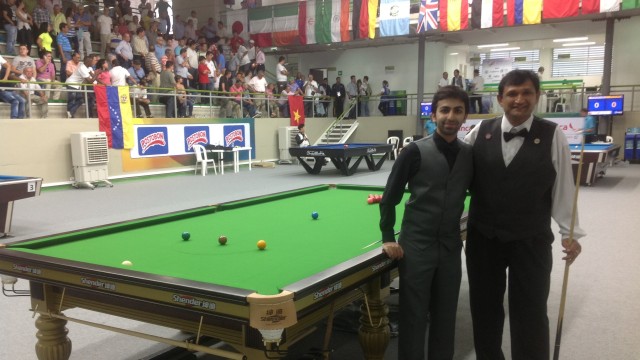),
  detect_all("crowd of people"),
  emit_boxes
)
[0,0,398,119]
